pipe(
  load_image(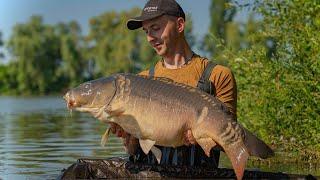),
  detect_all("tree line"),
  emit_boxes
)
[0,8,156,94]
[0,0,319,155]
